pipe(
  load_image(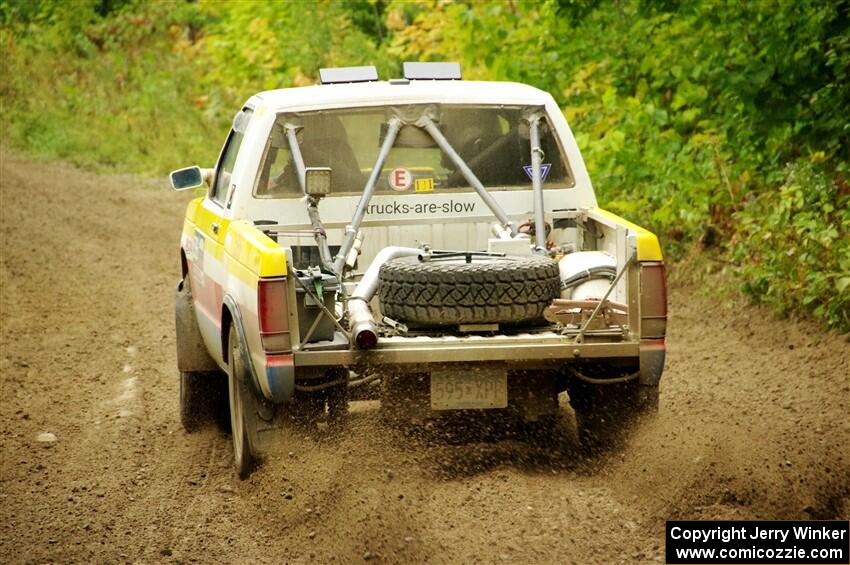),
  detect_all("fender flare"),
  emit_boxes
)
[222,295,294,404]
